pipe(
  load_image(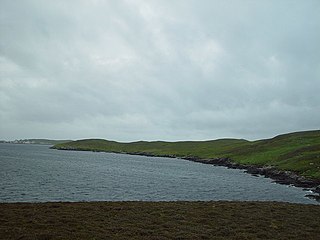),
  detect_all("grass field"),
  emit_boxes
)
[53,130,320,179]
[1,201,320,240]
